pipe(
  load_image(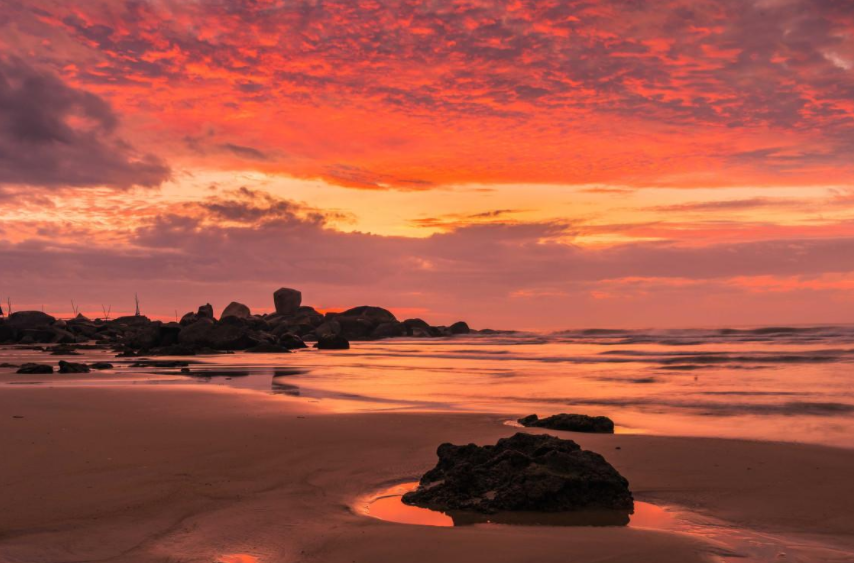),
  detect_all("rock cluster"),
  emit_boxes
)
[518,413,615,434]
[402,433,633,514]
[0,288,474,355]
